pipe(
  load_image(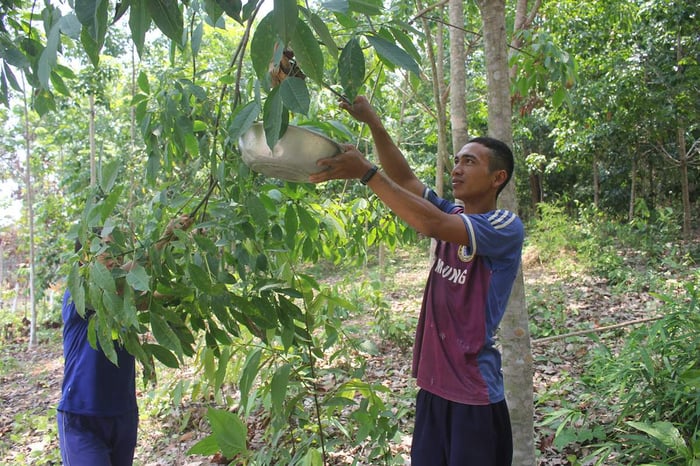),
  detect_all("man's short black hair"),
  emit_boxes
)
[467,136,514,196]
